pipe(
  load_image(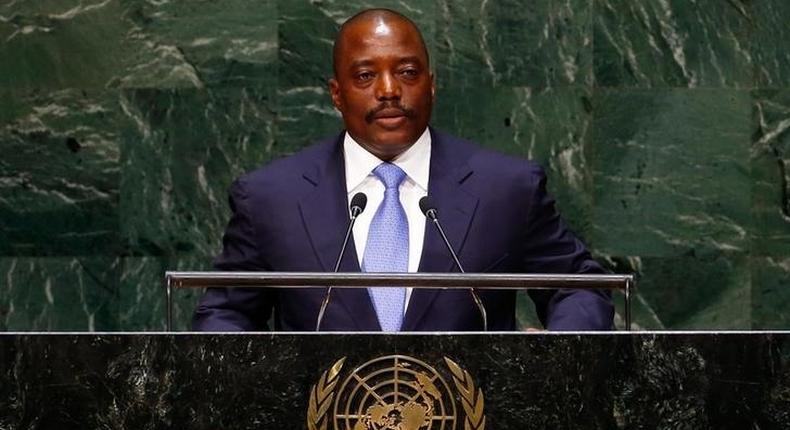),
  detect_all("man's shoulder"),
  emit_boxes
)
[237,133,341,187]
[432,128,544,177]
